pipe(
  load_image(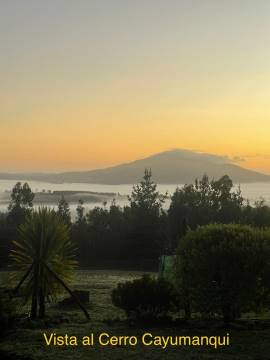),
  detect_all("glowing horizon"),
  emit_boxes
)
[1,1,270,174]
